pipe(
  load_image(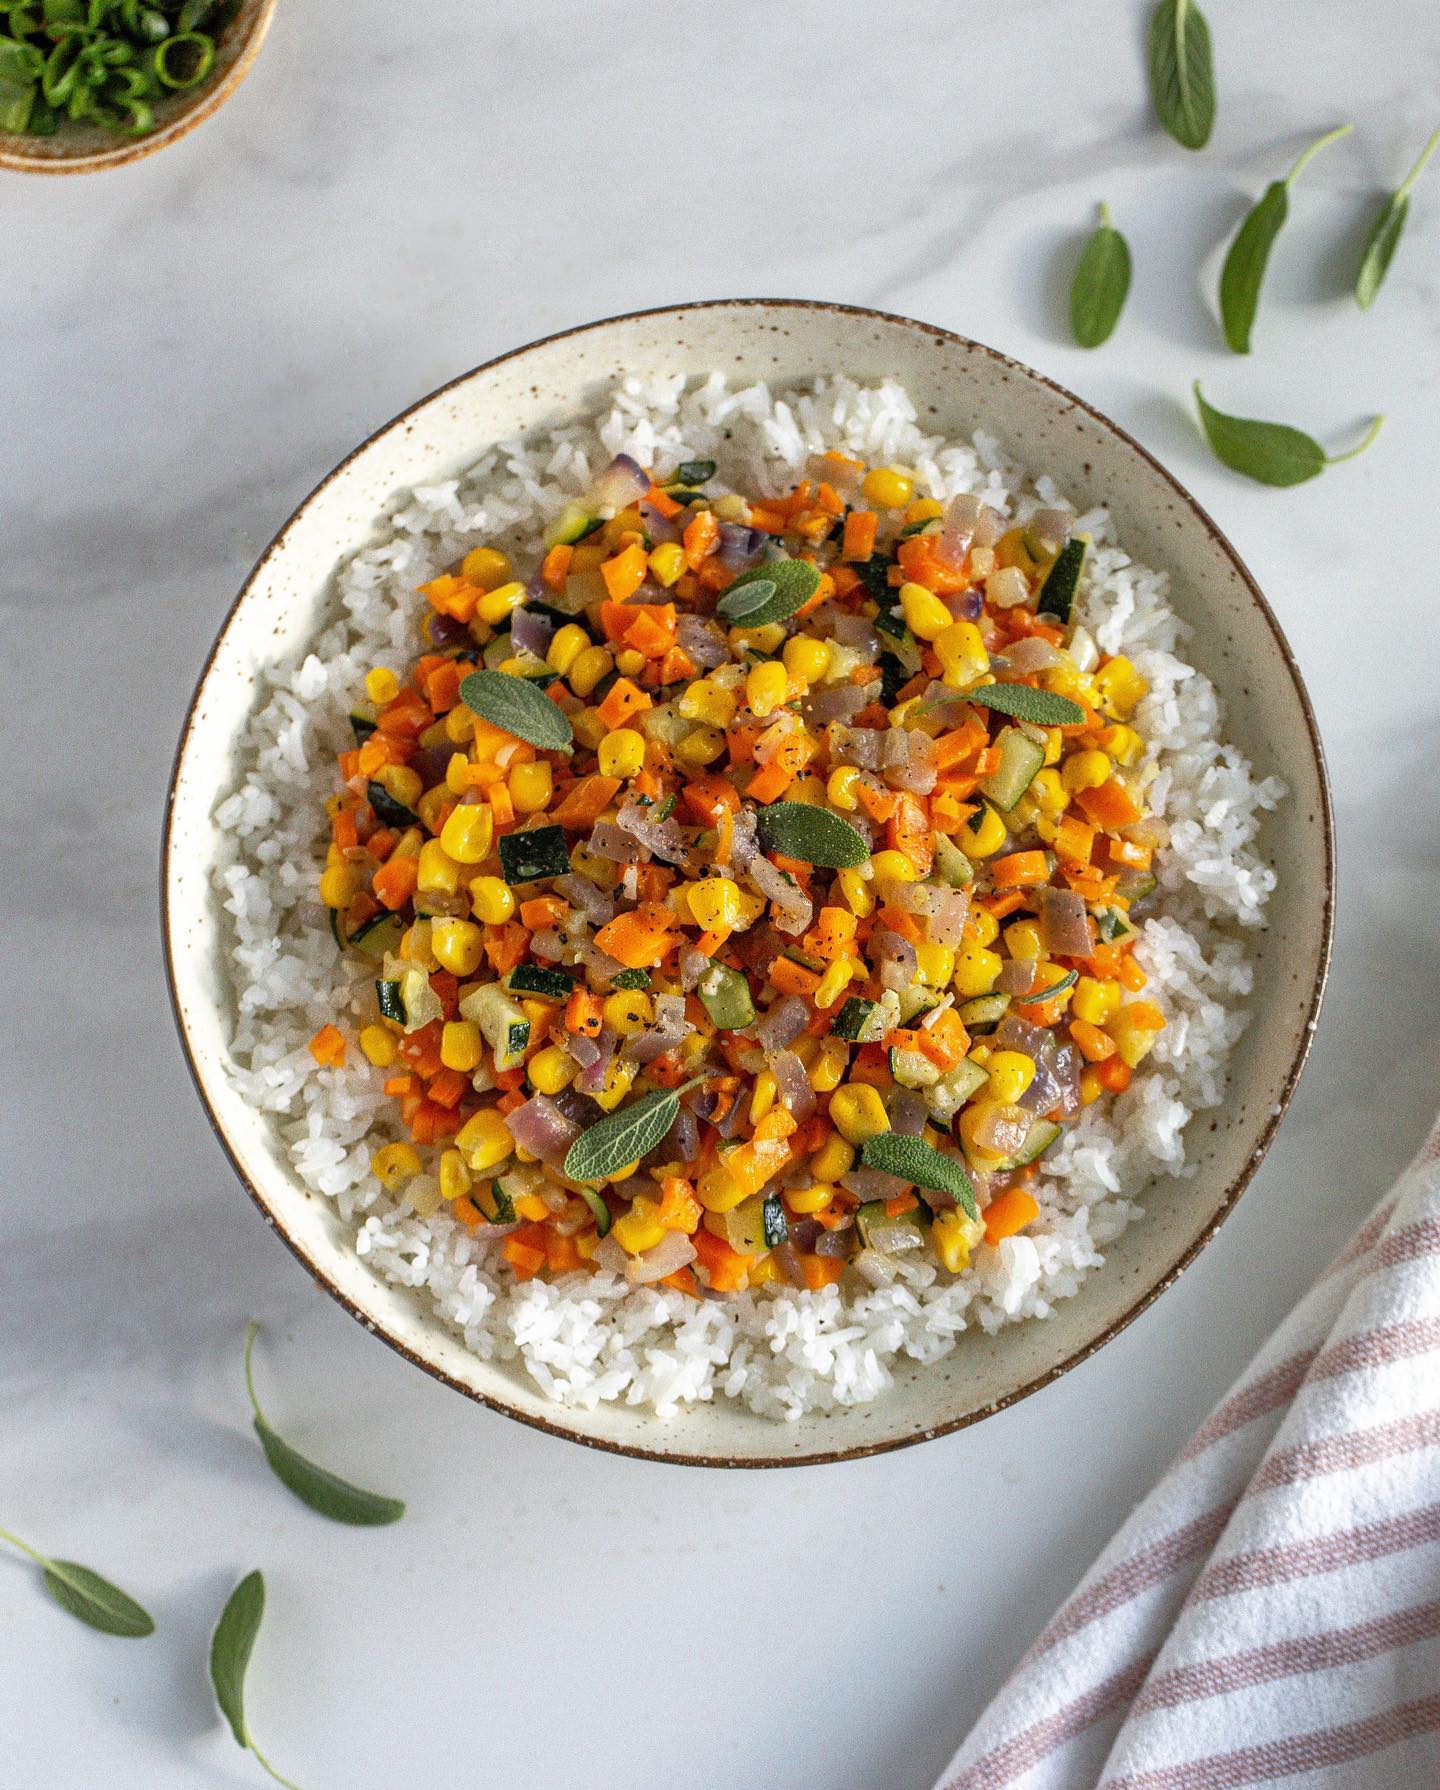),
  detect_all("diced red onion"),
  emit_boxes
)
[716,522,768,569]
[803,682,875,726]
[749,856,812,936]
[975,505,1005,550]
[510,606,554,659]
[565,1031,602,1070]
[409,744,452,789]
[530,928,567,961]
[854,1247,901,1287]
[814,1228,852,1258]
[626,1230,697,1284]
[787,1219,821,1256]
[1040,886,1095,958]
[829,724,882,771]
[860,1215,924,1256]
[504,1094,580,1166]
[773,1240,809,1286]
[676,613,729,670]
[926,886,971,947]
[875,927,917,991]
[998,957,1045,998]
[587,820,641,863]
[1004,635,1062,673]
[1026,508,1072,557]
[425,613,472,650]
[672,1106,700,1162]
[993,1014,1052,1059]
[679,945,709,992]
[943,588,984,621]
[826,612,882,662]
[622,993,692,1064]
[589,453,649,513]
[969,1102,1031,1157]
[767,1047,816,1120]
[574,1029,618,1093]
[617,801,693,870]
[842,1166,909,1201]
[887,1089,929,1136]
[639,499,682,546]
[593,1233,630,1276]
[725,808,758,872]
[882,727,937,794]
[935,493,981,569]
[753,995,809,1051]
[578,943,626,980]
[554,872,614,926]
